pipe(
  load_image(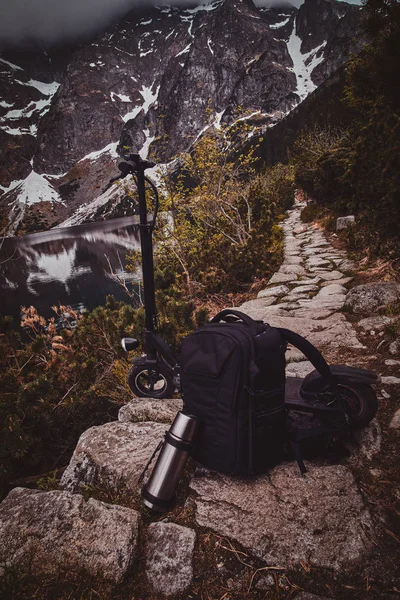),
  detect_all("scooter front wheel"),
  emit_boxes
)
[127,363,175,399]
[339,383,378,430]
